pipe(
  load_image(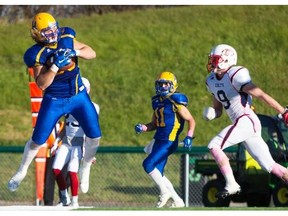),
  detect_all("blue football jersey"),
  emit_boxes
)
[151,93,188,141]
